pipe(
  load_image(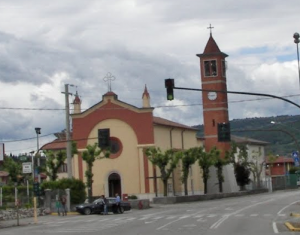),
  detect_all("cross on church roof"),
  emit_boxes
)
[103,72,116,92]
[207,23,214,36]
